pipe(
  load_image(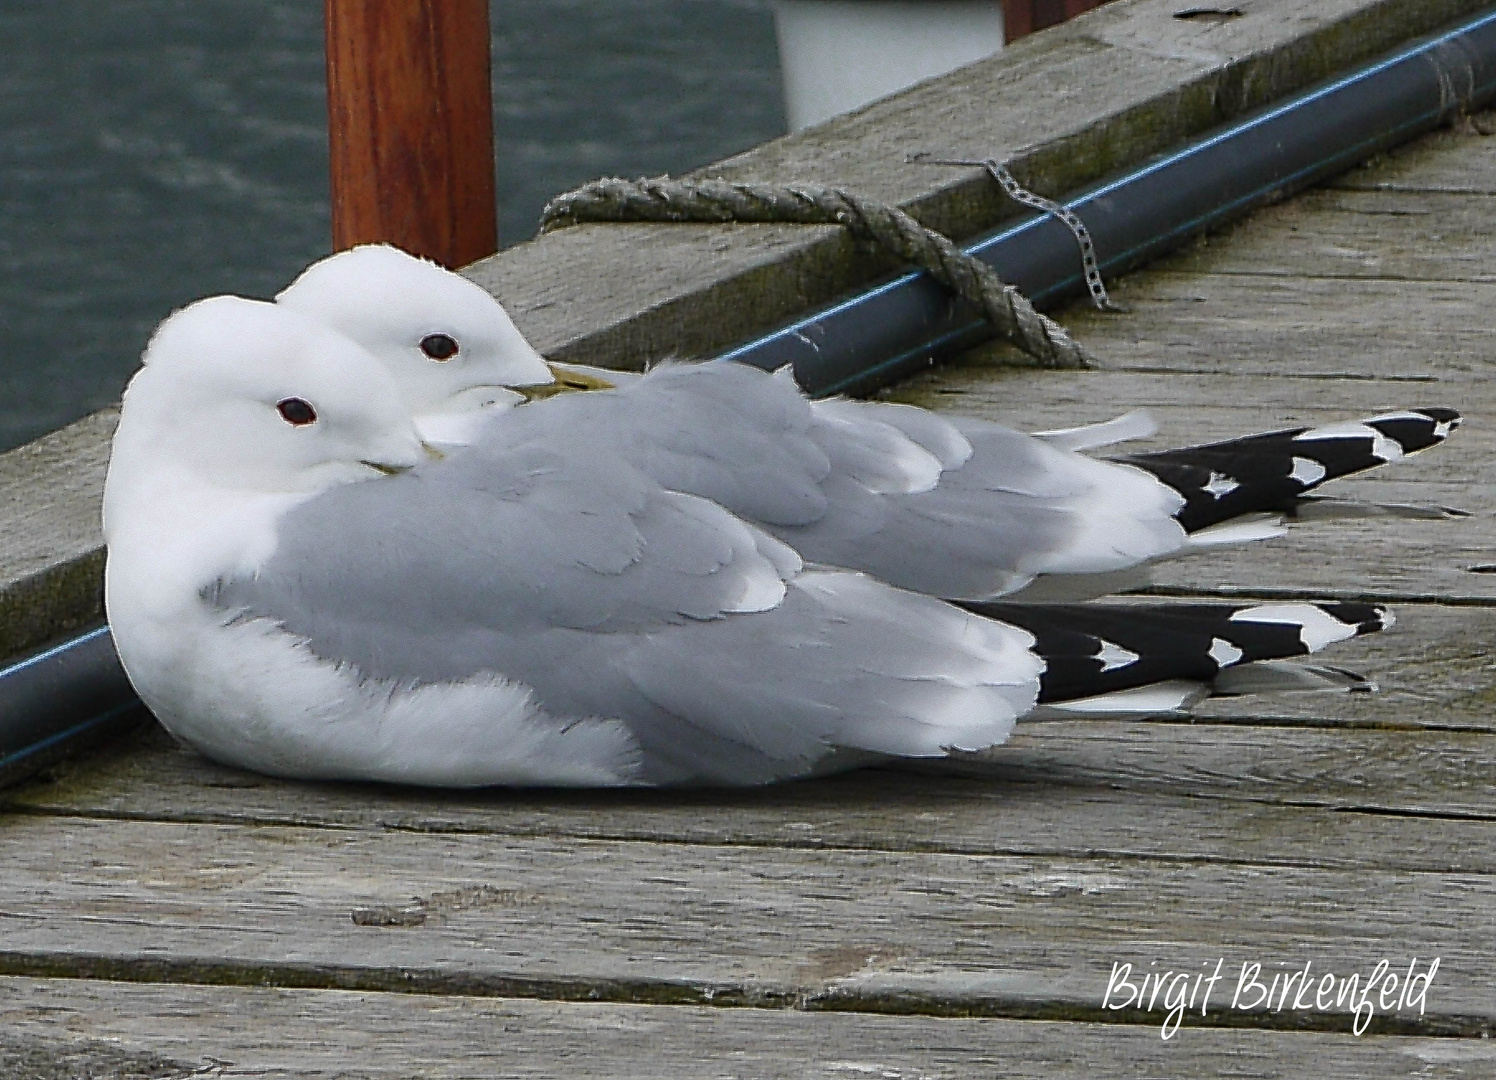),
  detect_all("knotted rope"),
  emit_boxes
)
[539,176,1096,370]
